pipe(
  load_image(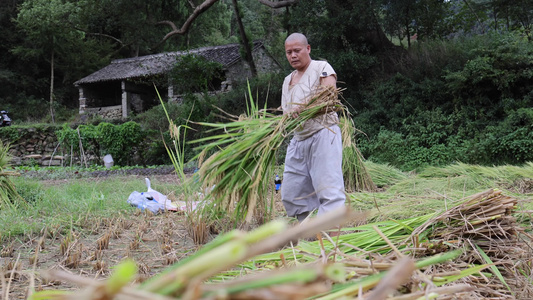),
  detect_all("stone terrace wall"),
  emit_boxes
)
[0,125,65,166]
